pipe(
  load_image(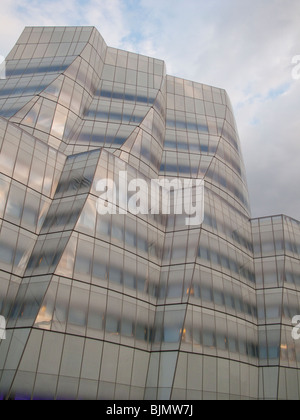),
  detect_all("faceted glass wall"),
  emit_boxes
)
[0,26,299,400]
